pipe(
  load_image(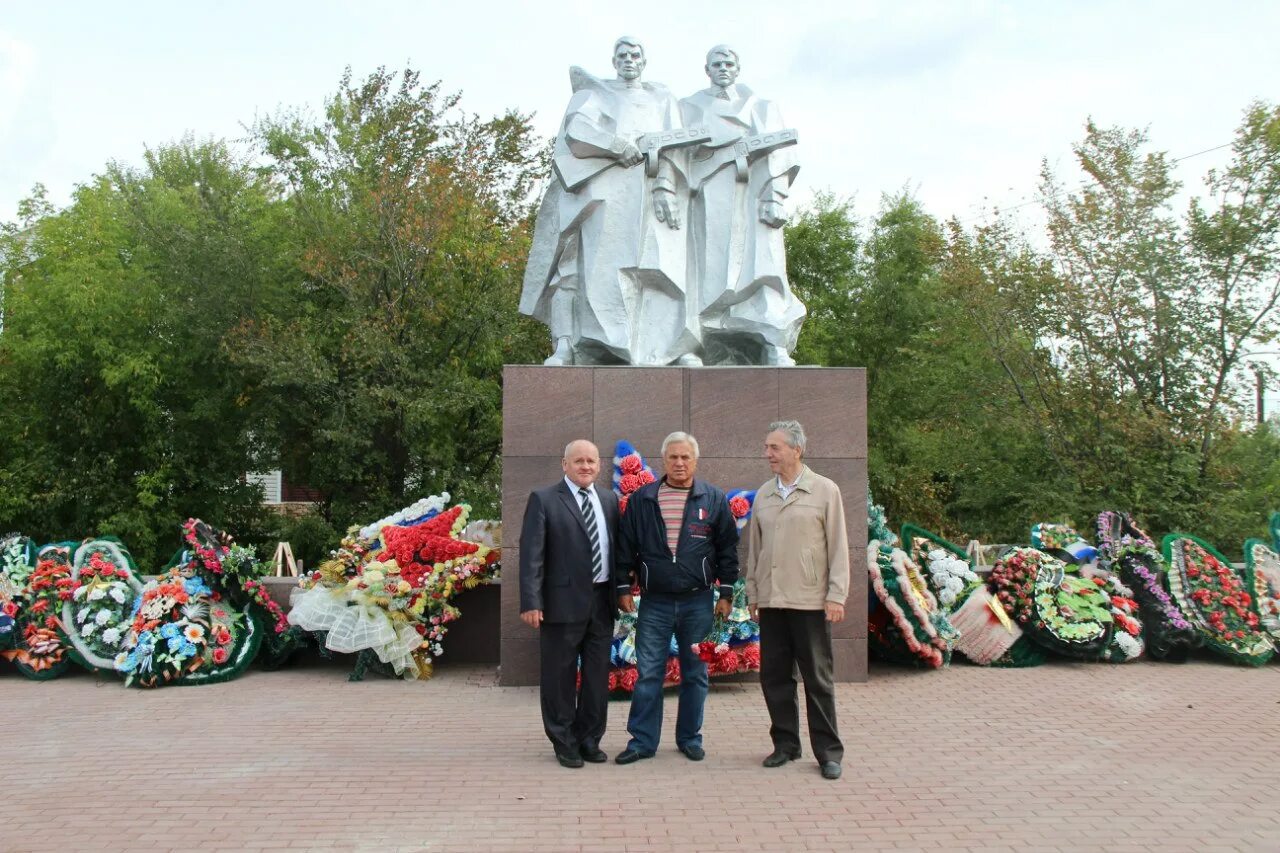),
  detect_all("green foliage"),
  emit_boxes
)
[271,510,340,571]
[233,67,547,527]
[0,139,279,568]
[787,101,1280,554]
